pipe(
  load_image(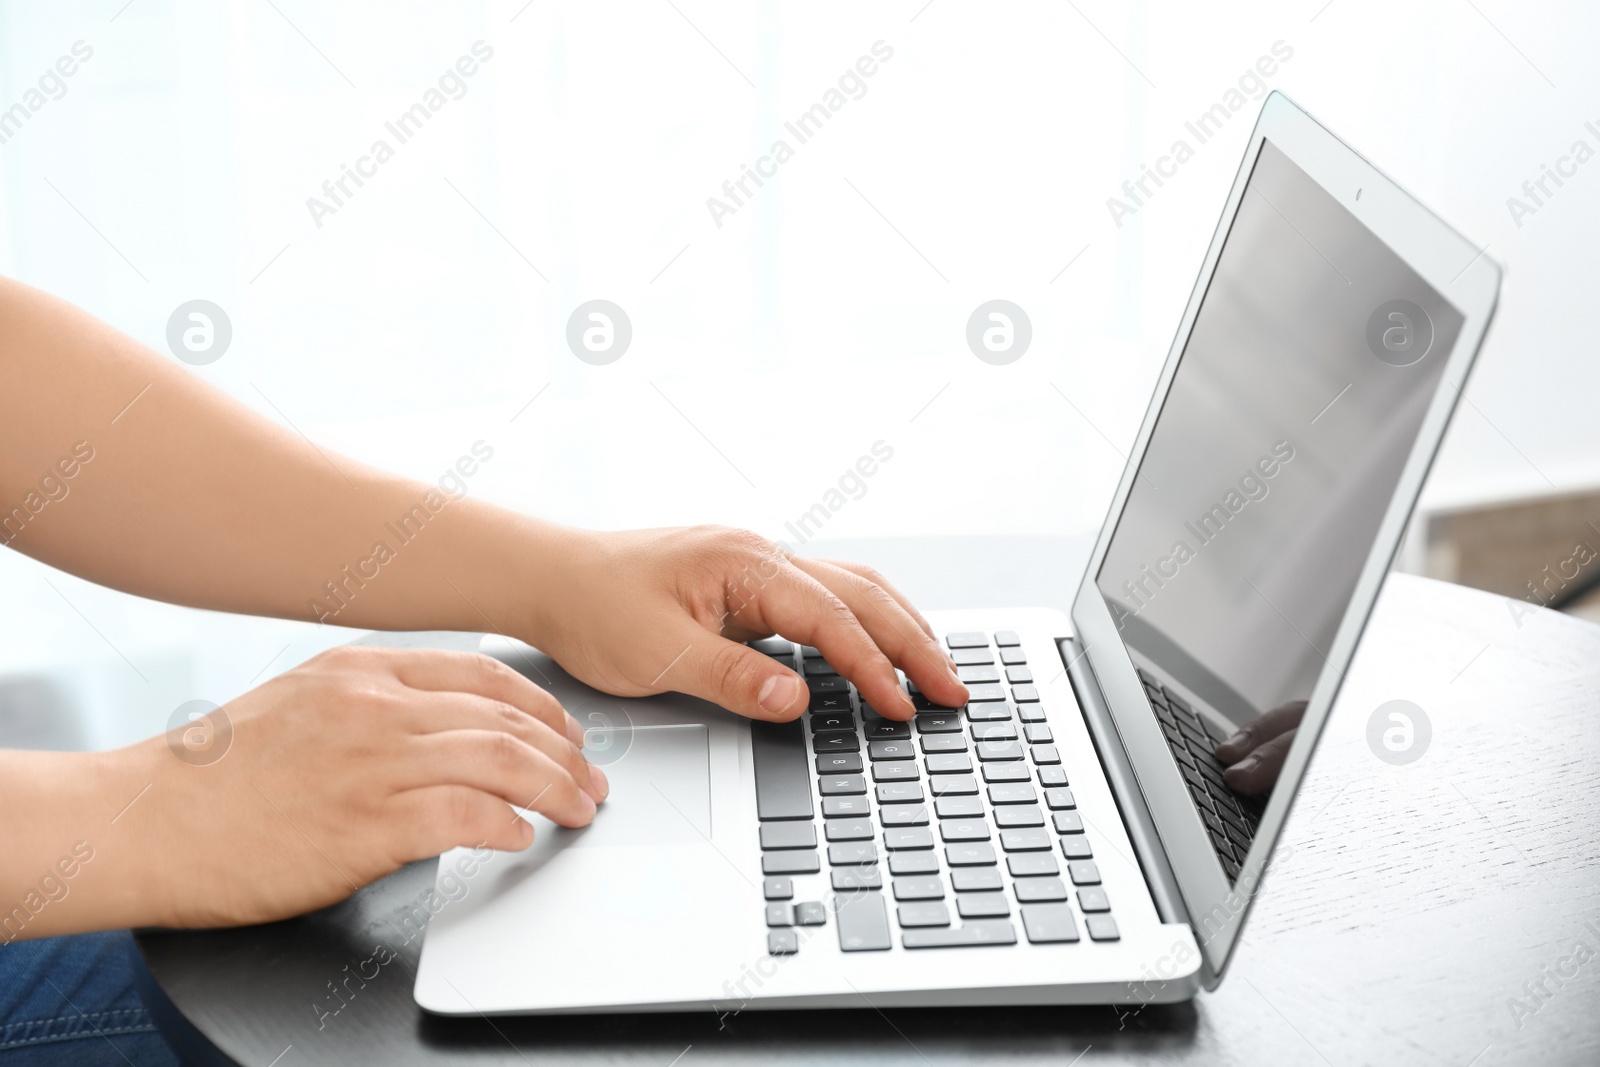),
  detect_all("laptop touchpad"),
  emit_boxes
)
[525,723,712,848]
